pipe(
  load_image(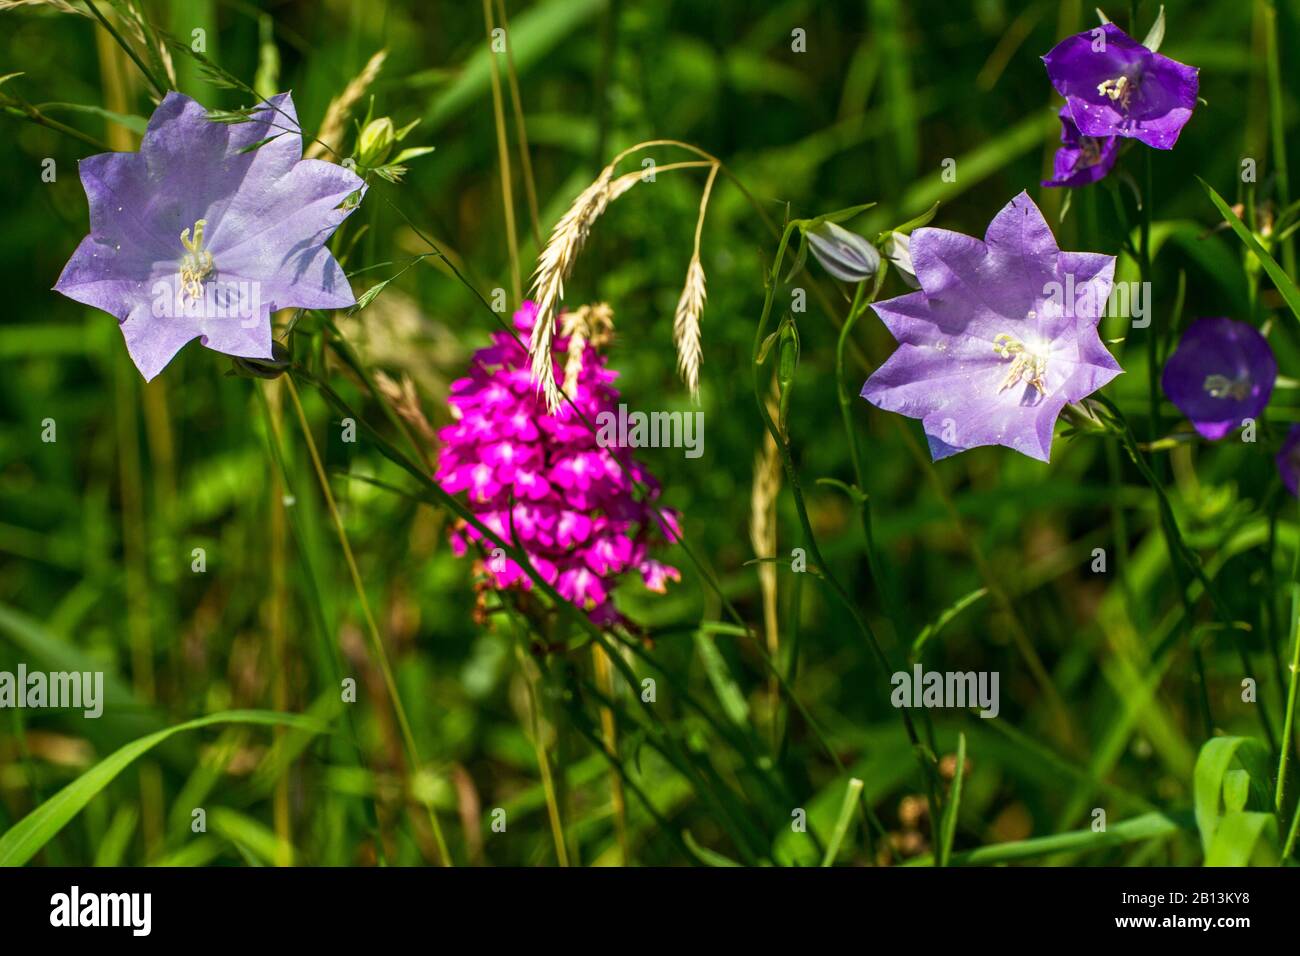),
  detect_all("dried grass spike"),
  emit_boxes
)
[527,164,615,411]
[673,255,706,399]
